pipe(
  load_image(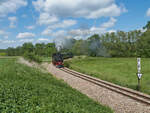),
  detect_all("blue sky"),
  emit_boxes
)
[0,0,150,49]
